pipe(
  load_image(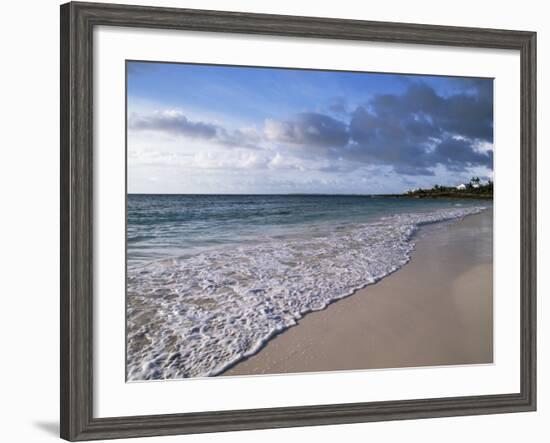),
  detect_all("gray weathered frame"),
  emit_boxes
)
[60,2,537,441]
